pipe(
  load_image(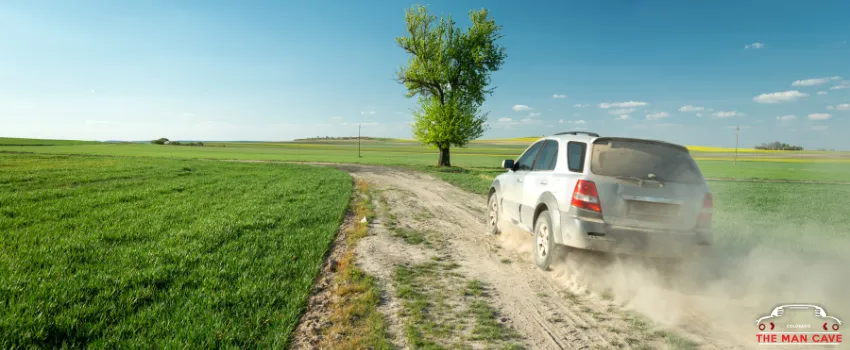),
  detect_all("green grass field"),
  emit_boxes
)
[1,137,849,347]
[0,138,103,146]
[0,153,352,348]
[708,181,850,258]
[2,137,849,182]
